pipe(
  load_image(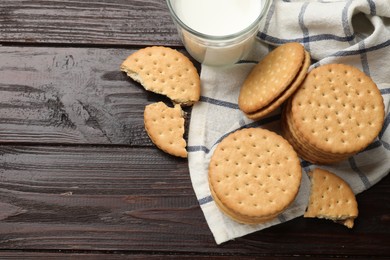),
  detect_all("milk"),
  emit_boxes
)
[173,0,262,36]
[169,0,265,66]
